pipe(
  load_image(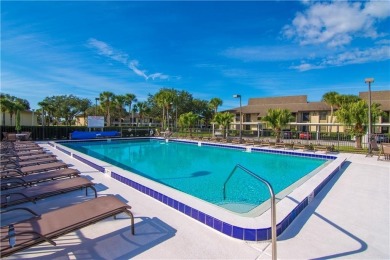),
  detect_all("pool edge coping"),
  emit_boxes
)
[51,138,346,241]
